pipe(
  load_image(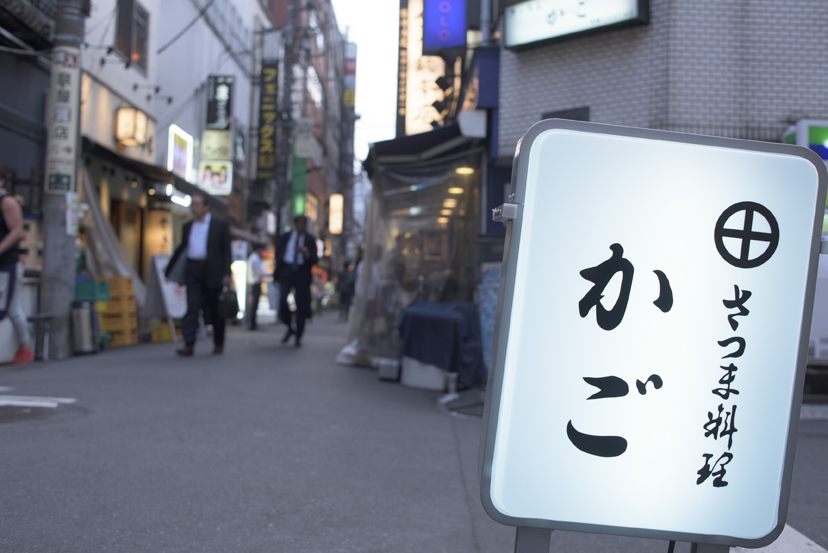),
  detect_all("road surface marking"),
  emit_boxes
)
[0,395,76,409]
[733,524,827,553]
